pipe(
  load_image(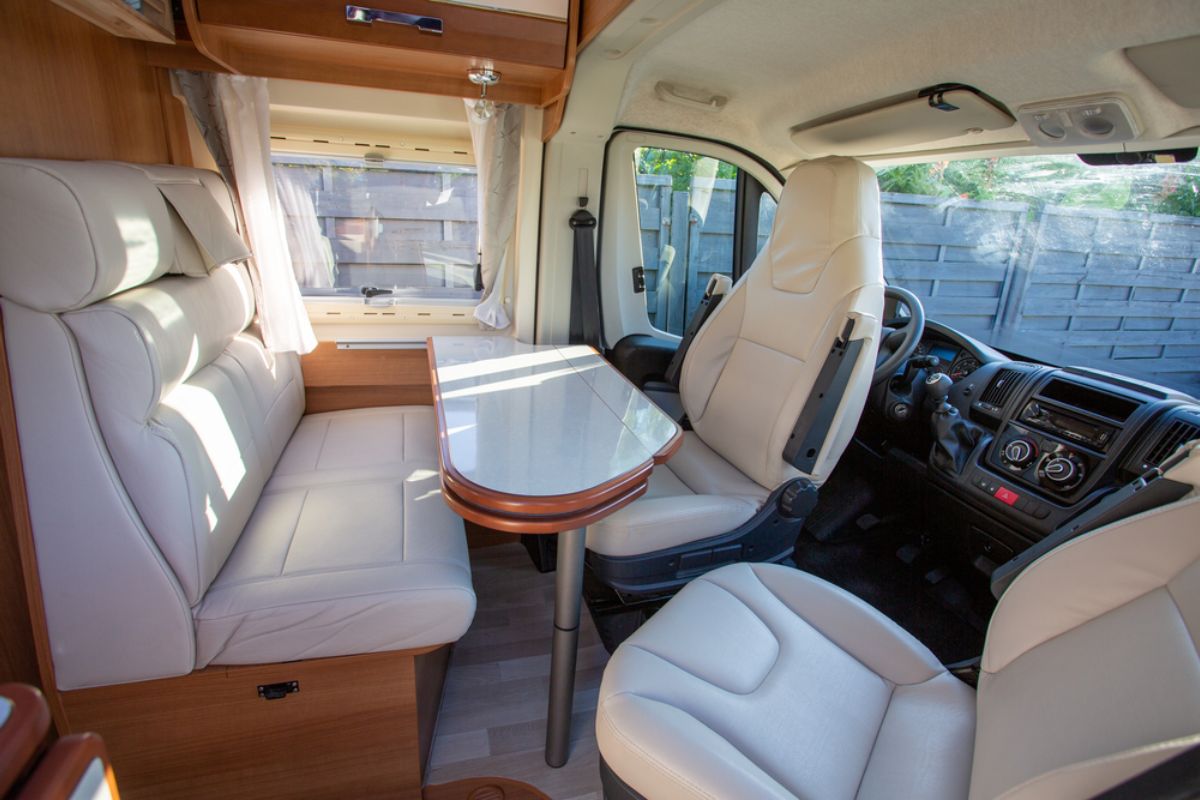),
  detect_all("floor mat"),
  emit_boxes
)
[792,527,990,664]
